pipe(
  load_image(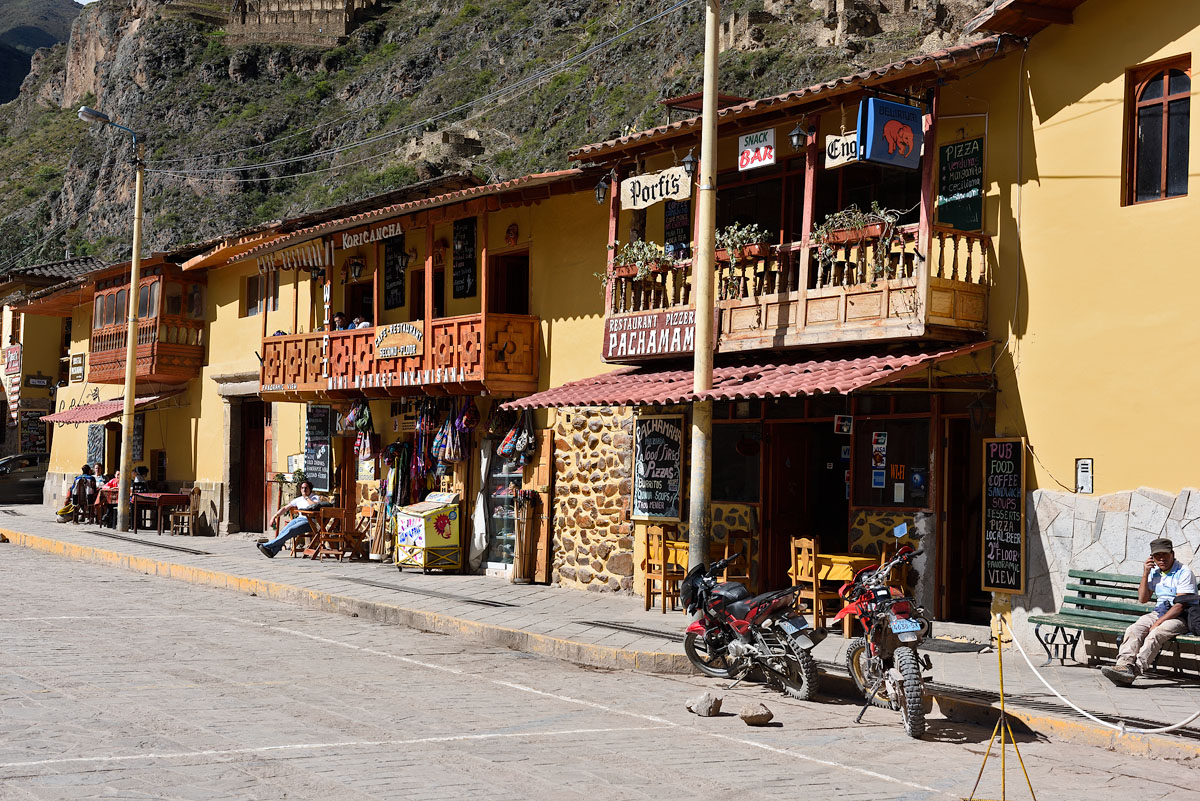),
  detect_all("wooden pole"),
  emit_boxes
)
[479,213,489,317]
